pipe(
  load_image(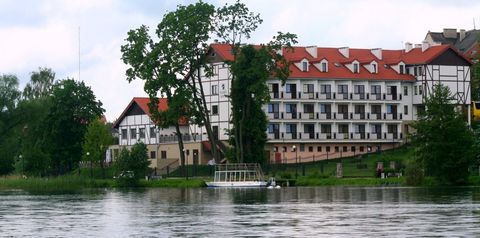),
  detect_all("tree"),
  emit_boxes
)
[23,67,56,100]
[412,84,475,184]
[43,79,104,175]
[121,2,217,167]
[0,74,21,175]
[114,142,150,186]
[82,118,114,178]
